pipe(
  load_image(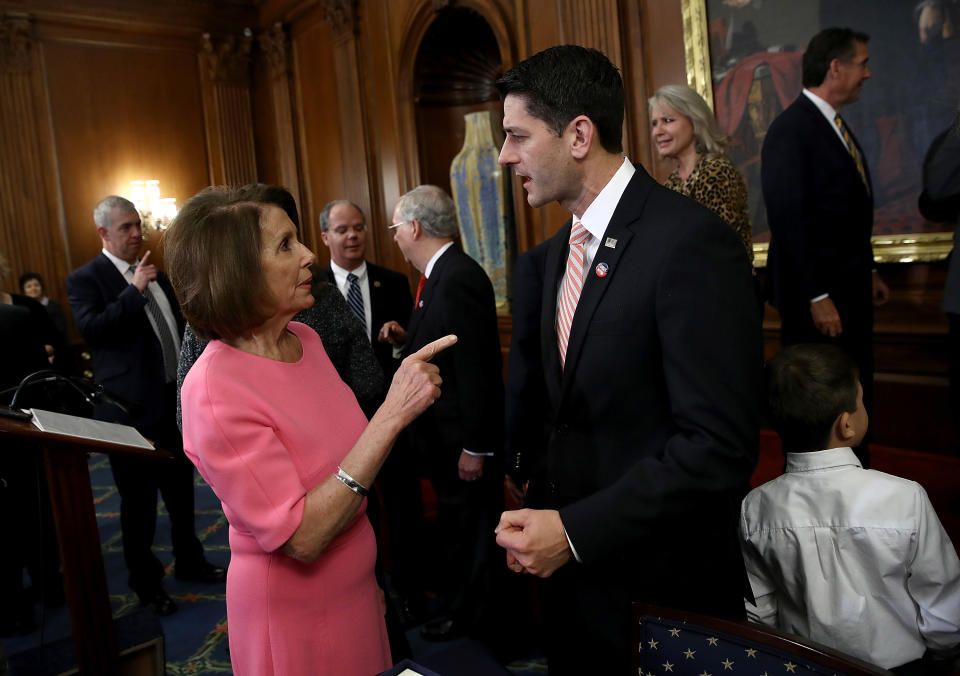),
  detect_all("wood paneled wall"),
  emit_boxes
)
[0,0,257,340]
